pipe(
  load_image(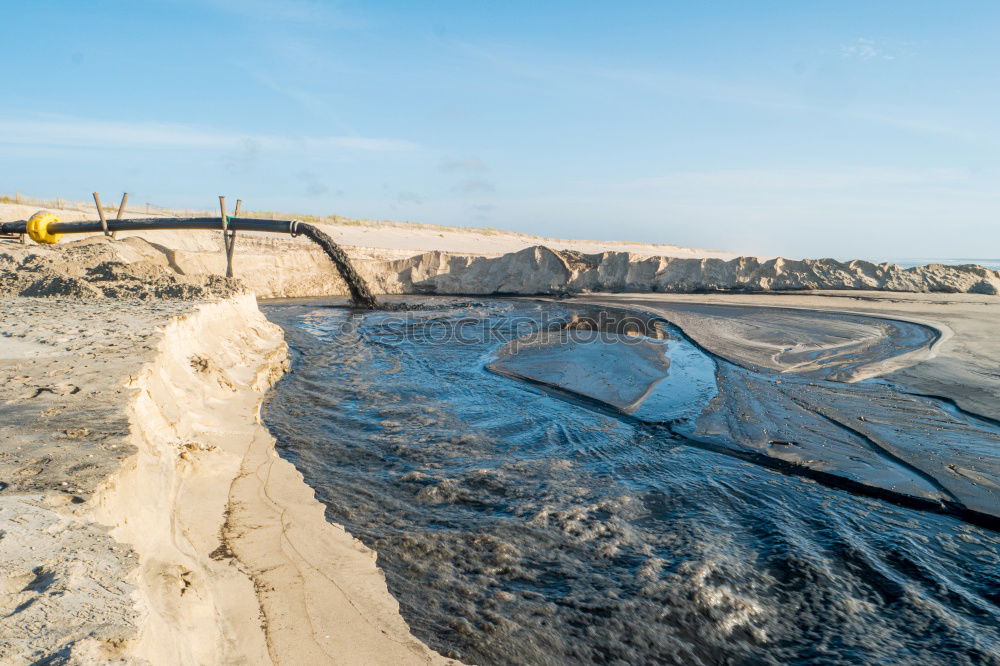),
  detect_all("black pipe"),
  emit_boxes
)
[0,217,295,235]
[0,216,380,309]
